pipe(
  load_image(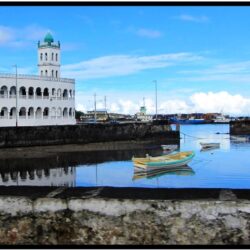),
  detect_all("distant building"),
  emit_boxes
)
[135,105,153,122]
[0,32,75,127]
[80,110,109,122]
